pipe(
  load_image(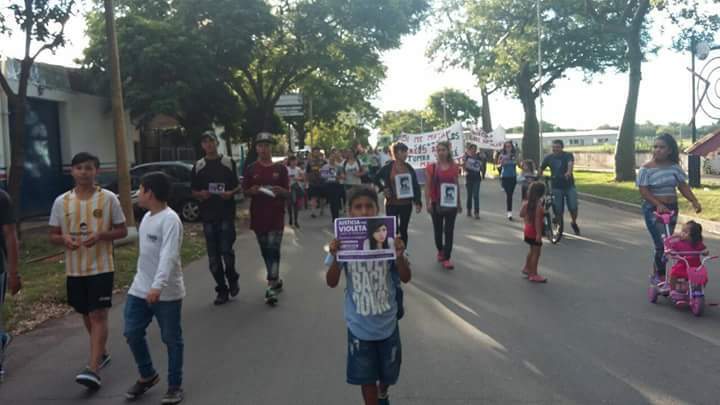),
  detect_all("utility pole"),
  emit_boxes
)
[537,0,544,162]
[689,36,701,187]
[104,0,135,227]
